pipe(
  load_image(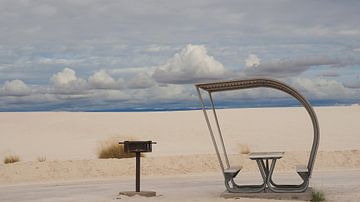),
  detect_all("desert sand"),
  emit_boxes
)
[1,106,360,201]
